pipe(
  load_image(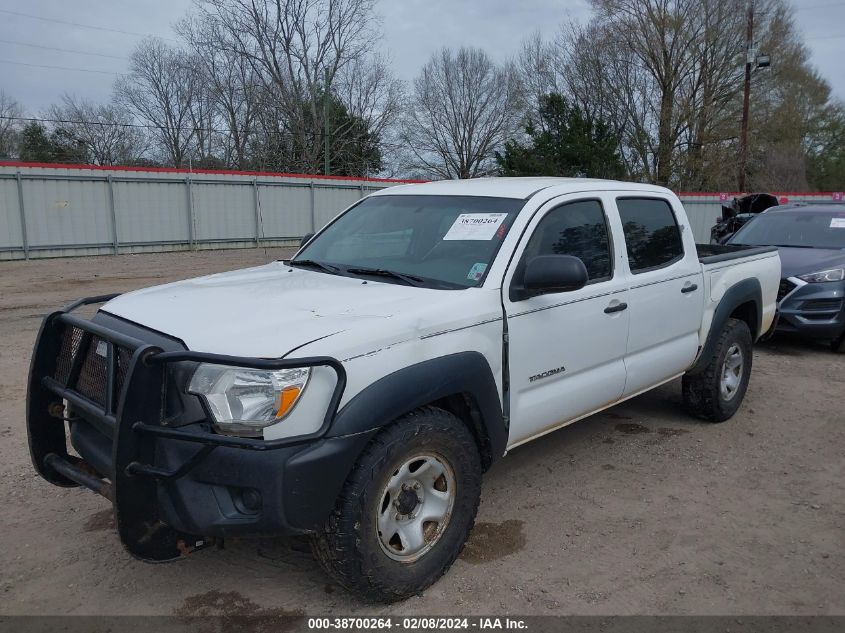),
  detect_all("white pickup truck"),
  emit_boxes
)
[27,178,780,602]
